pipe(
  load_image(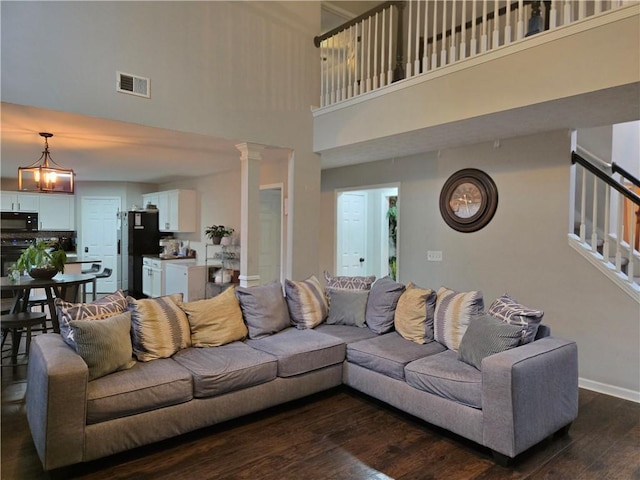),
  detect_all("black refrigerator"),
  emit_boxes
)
[128,210,160,298]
